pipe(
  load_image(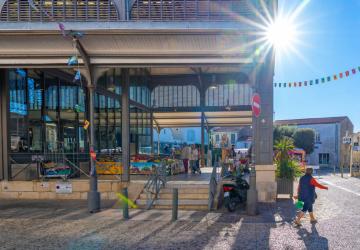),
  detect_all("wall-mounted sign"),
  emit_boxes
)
[252,93,261,118]
[55,182,72,194]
